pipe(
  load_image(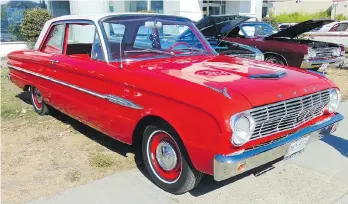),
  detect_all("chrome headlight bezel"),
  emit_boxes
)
[325,88,342,113]
[230,112,256,147]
